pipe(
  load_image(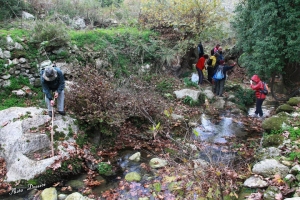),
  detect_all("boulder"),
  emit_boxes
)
[19,57,27,64]
[212,98,226,109]
[287,97,300,106]
[125,172,142,182]
[256,147,281,160]
[201,88,214,100]
[39,60,52,70]
[72,17,86,30]
[243,176,268,188]
[22,11,35,20]
[12,89,26,97]
[252,159,289,178]
[129,152,141,162]
[276,104,295,113]
[41,187,57,200]
[263,186,282,200]
[65,192,85,200]
[262,112,289,131]
[149,158,167,168]
[15,42,24,50]
[0,107,78,182]
[174,89,200,101]
[3,50,11,59]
